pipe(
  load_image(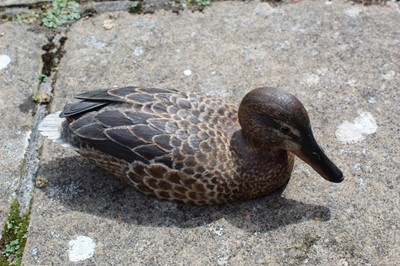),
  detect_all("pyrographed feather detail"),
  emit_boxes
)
[40,86,344,204]
[60,101,108,118]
